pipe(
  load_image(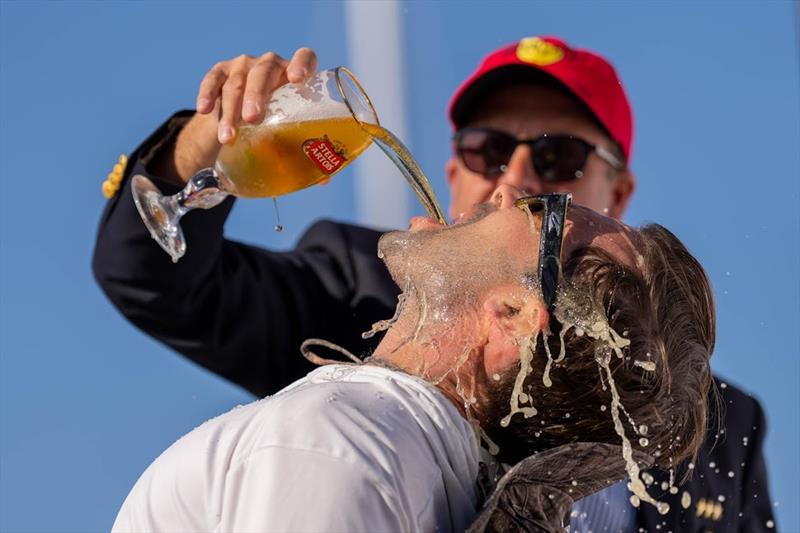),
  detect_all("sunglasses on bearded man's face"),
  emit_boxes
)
[454,127,624,181]
[514,193,572,316]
